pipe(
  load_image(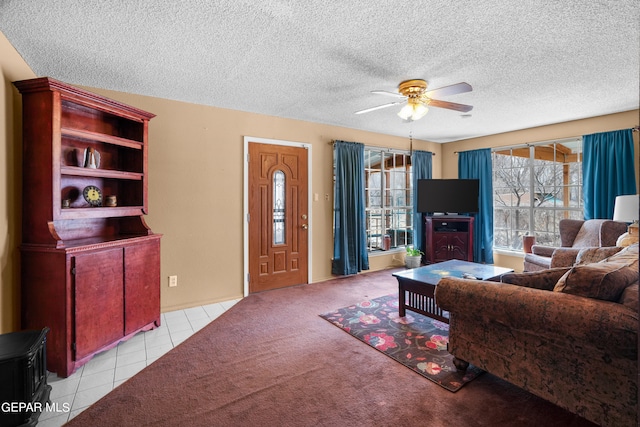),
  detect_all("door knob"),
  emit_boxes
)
[301,214,308,220]
[301,224,308,230]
